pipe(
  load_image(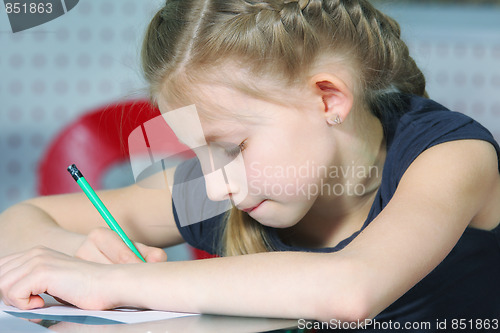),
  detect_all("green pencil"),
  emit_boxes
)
[67,164,146,262]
